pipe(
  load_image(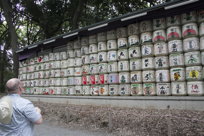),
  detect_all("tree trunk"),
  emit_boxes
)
[0,0,19,77]
[72,0,85,30]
